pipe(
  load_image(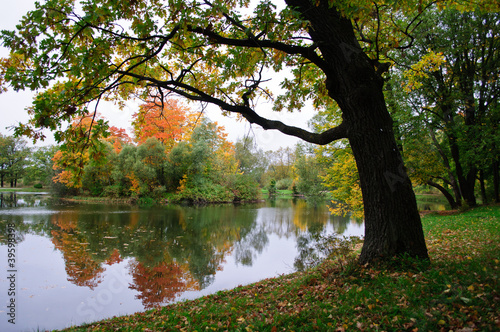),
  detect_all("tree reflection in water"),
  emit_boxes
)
[0,196,364,310]
[128,260,199,309]
[51,211,105,289]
